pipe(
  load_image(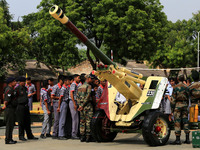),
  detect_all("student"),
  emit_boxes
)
[47,78,54,107]
[57,76,71,140]
[40,80,52,139]
[26,77,36,110]
[96,79,107,107]
[69,74,80,139]
[51,75,64,139]
[78,73,86,88]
